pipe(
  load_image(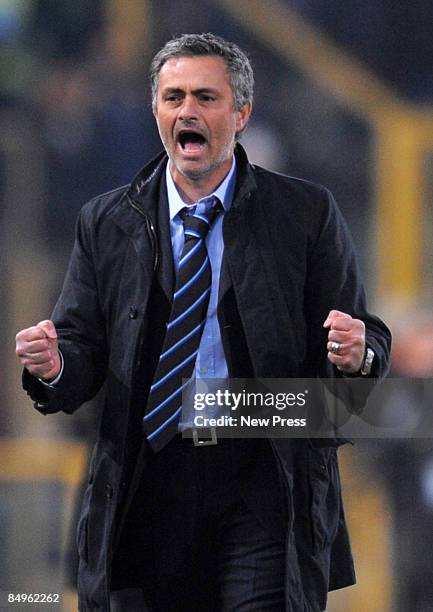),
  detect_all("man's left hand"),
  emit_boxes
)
[323,310,365,374]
